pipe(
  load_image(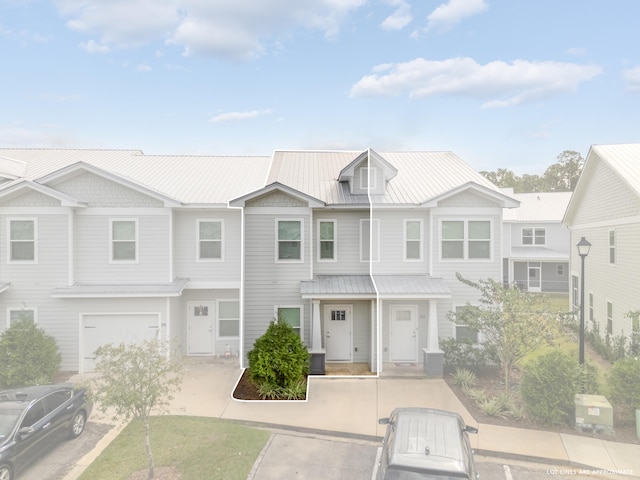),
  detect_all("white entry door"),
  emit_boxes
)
[389,305,418,362]
[528,264,541,292]
[187,301,215,355]
[324,305,353,361]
